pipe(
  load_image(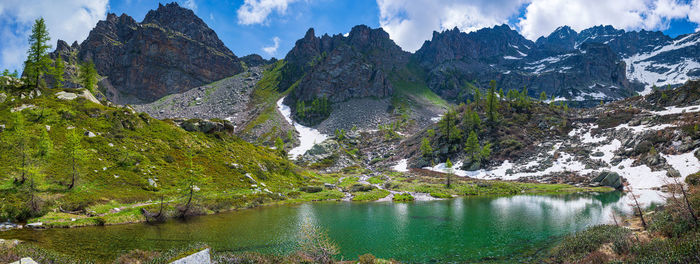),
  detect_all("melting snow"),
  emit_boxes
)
[393,159,408,172]
[503,56,521,60]
[277,97,328,159]
[650,105,700,115]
